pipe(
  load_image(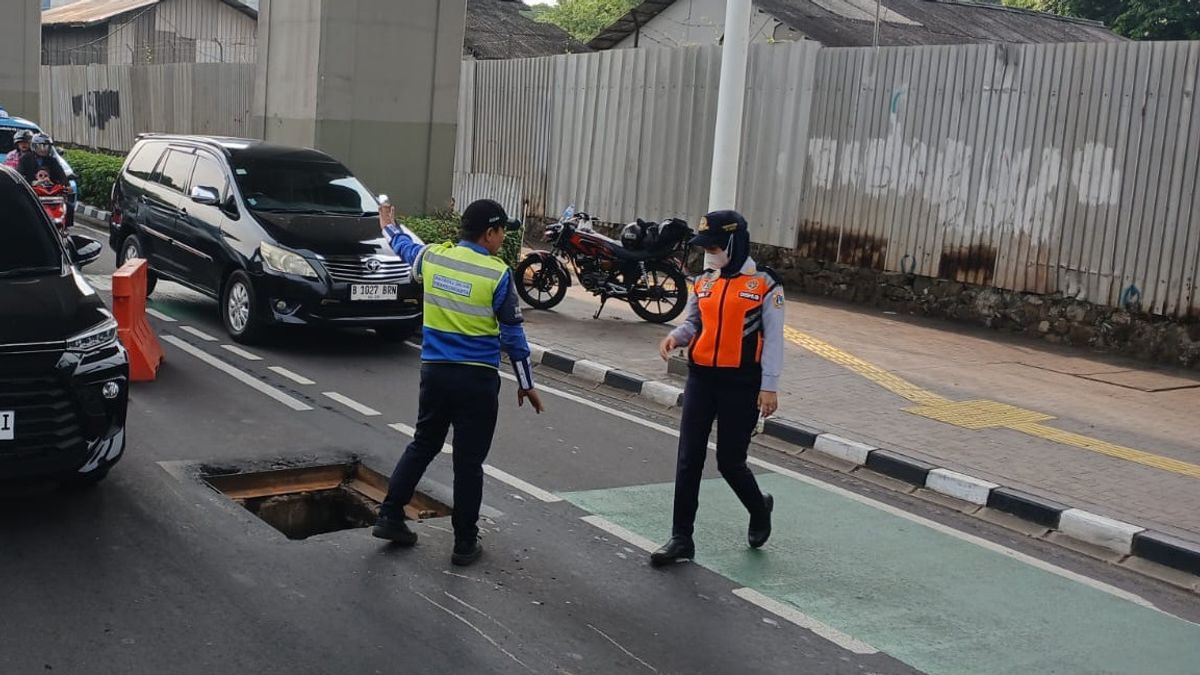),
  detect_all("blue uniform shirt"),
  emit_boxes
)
[385,224,535,390]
